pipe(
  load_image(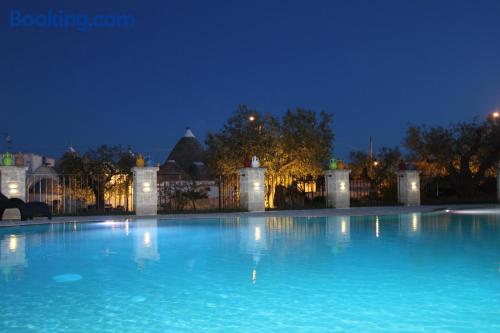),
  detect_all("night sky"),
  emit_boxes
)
[2,0,500,163]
